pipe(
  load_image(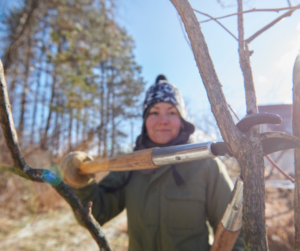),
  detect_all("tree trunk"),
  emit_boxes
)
[293,51,300,250]
[18,31,32,144]
[8,64,19,106]
[99,62,105,156]
[111,88,116,156]
[76,109,81,147]
[170,0,268,249]
[41,72,57,149]
[104,82,110,158]
[54,105,62,159]
[68,108,73,151]
[39,69,47,142]
[237,0,258,117]
[31,37,46,144]
[236,0,268,249]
